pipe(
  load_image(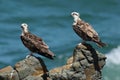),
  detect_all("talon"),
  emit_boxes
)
[26,55,31,58]
[26,52,33,58]
[78,43,82,45]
